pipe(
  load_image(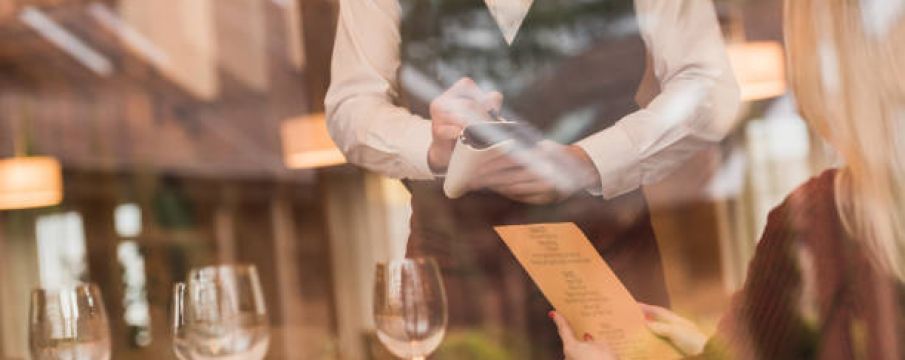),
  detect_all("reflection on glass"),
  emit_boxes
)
[29,283,111,360]
[114,203,142,238]
[35,212,88,290]
[373,257,447,360]
[117,240,152,347]
[171,264,270,360]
